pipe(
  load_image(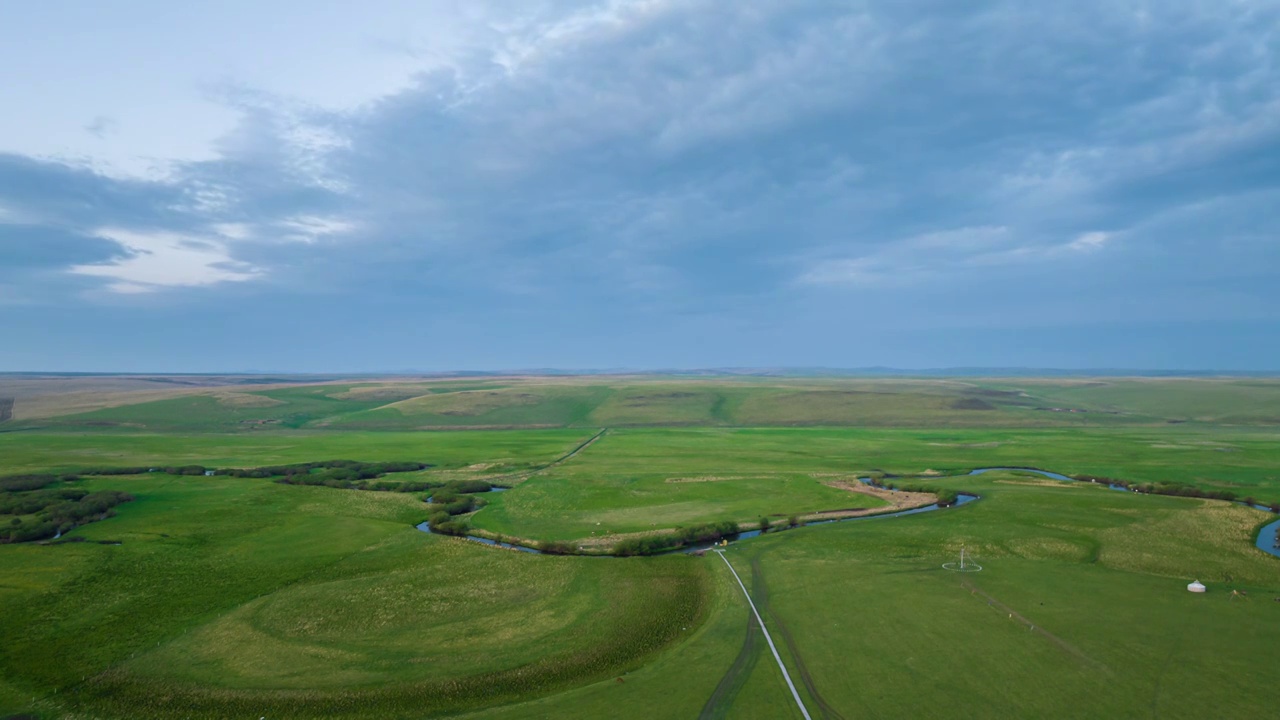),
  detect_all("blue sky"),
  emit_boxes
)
[2,1,1278,372]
